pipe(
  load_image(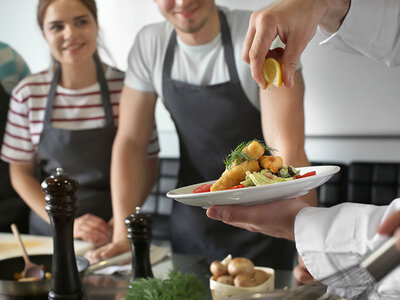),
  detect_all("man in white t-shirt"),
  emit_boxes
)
[88,0,315,272]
